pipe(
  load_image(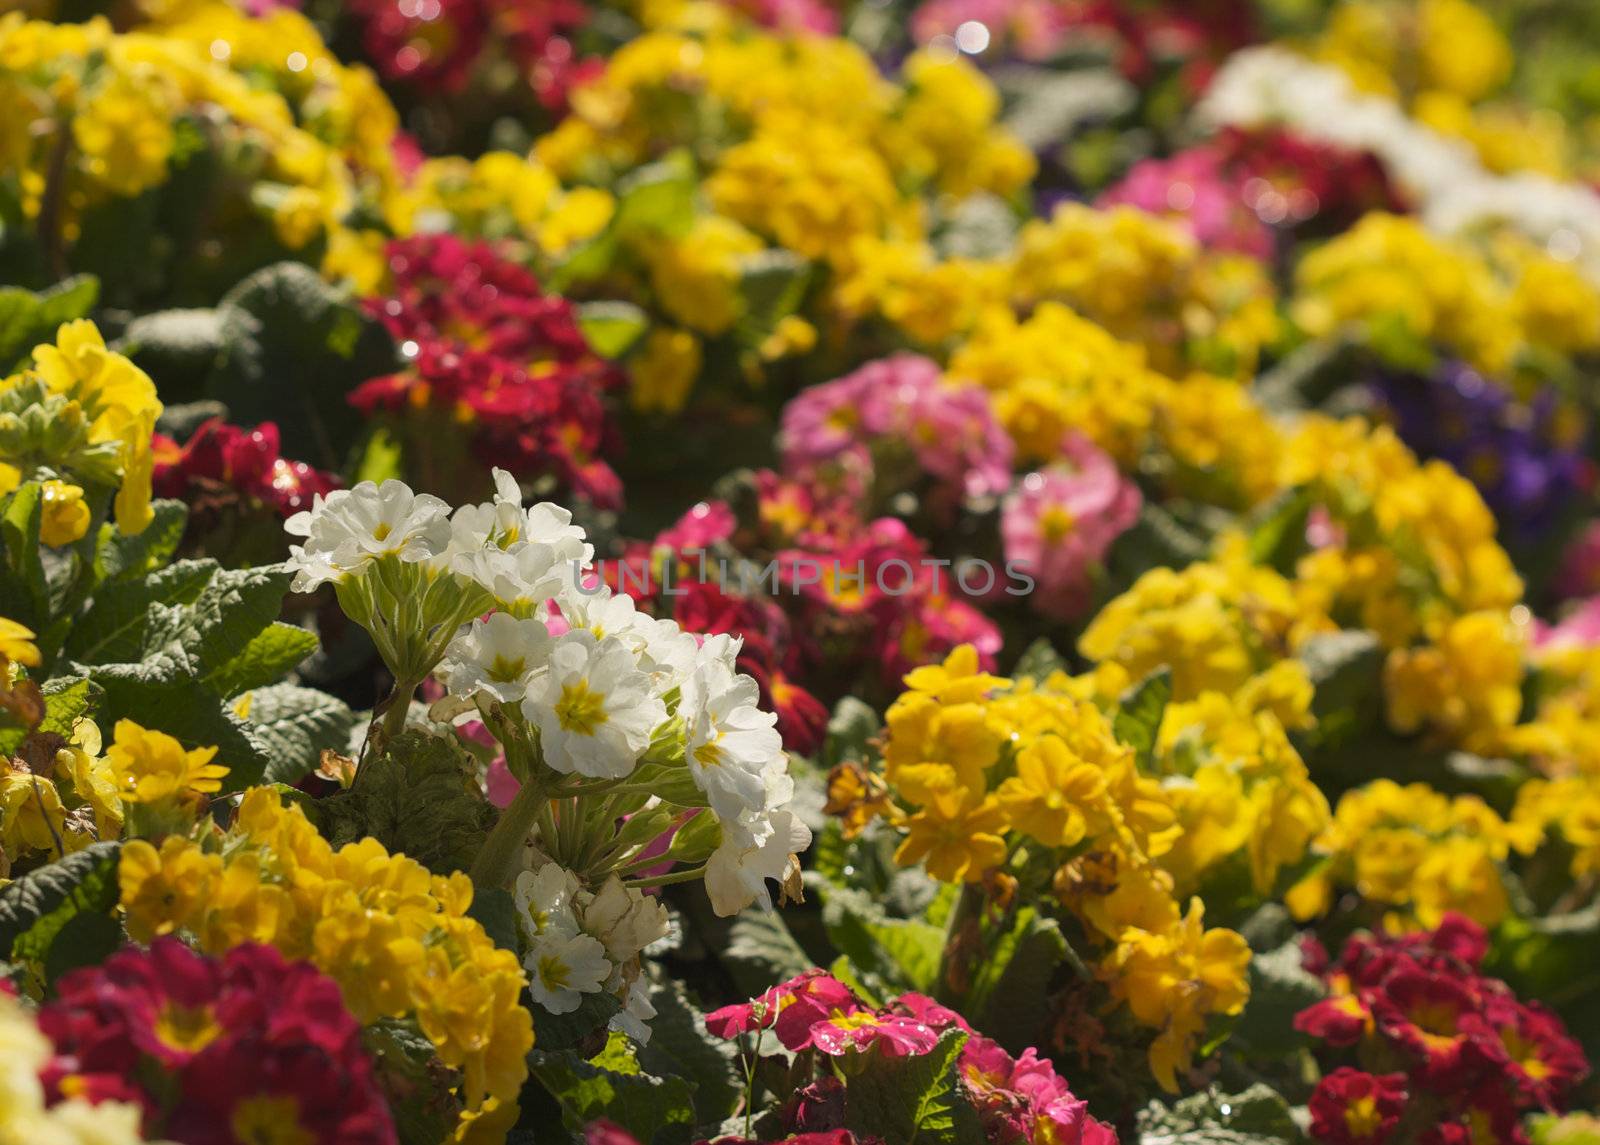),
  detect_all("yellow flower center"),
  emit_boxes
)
[554,680,609,735]
[372,521,393,542]
[538,955,572,991]
[694,736,726,768]
[1040,504,1076,544]
[231,1095,314,1145]
[154,1001,222,1055]
[487,654,527,684]
[1342,1095,1381,1139]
